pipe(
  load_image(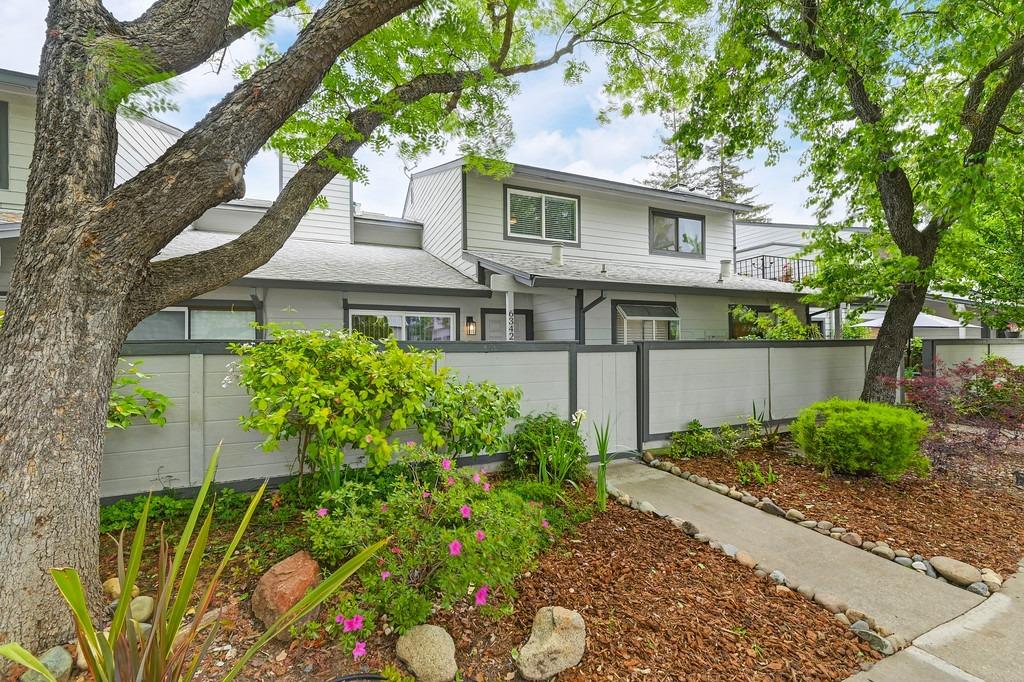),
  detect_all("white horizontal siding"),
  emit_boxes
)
[0,91,35,210]
[282,158,352,243]
[403,167,471,276]
[465,172,734,272]
[532,290,576,341]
